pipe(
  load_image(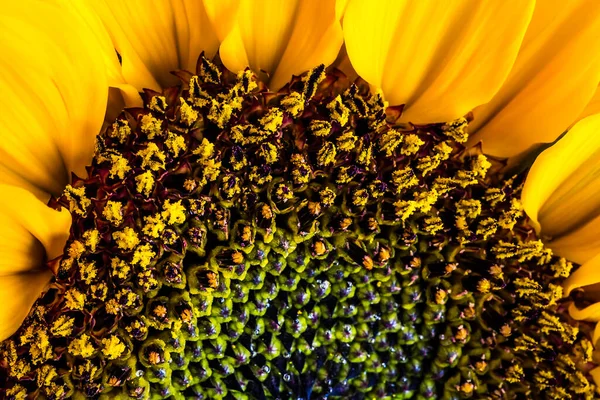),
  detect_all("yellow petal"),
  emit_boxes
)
[204,0,241,41]
[0,271,53,341]
[578,84,600,122]
[0,185,71,340]
[0,0,112,200]
[217,0,344,90]
[564,253,600,297]
[469,0,600,159]
[522,114,600,264]
[343,0,534,124]
[90,0,220,91]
